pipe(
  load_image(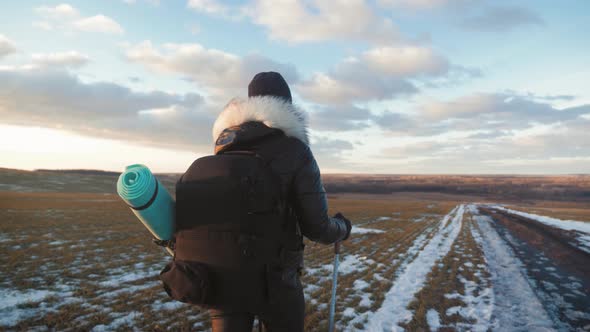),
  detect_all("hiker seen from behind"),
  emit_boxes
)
[160,71,352,332]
